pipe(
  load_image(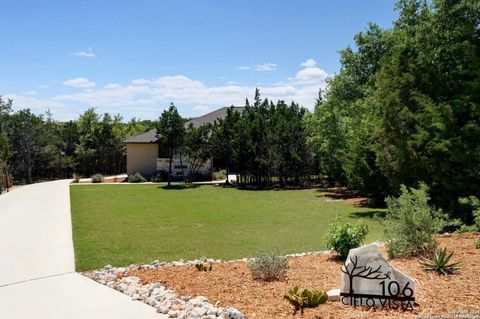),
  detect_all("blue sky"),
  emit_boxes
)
[0,0,398,120]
